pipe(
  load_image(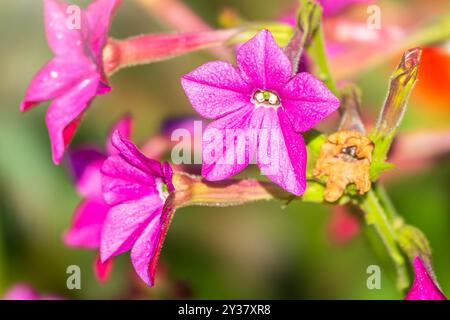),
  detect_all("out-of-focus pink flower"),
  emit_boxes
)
[64,116,131,282]
[141,115,201,159]
[280,0,372,24]
[100,131,174,286]
[405,257,447,300]
[280,0,408,79]
[139,116,203,175]
[383,128,450,179]
[327,205,361,245]
[20,0,121,164]
[64,116,132,250]
[3,284,62,300]
[320,0,373,16]
[181,30,339,195]
[134,0,232,60]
